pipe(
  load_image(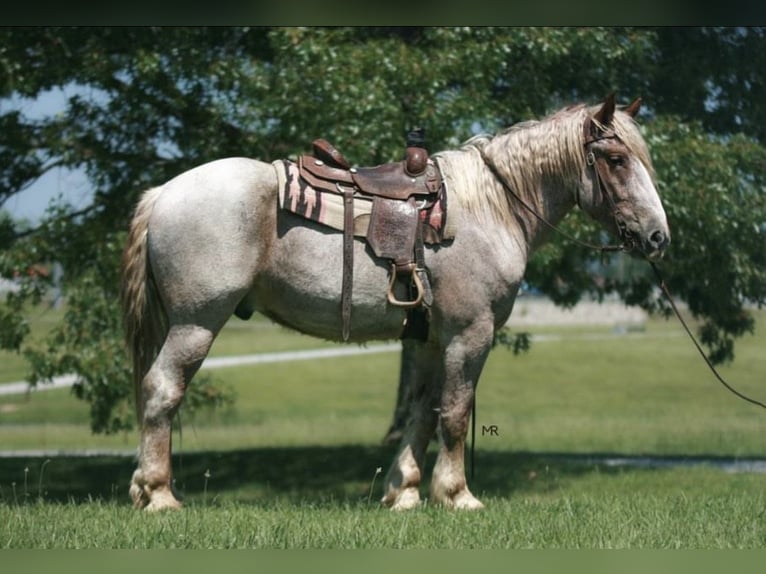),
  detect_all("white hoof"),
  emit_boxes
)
[451,490,485,510]
[382,486,422,510]
[431,486,485,510]
[144,491,183,512]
